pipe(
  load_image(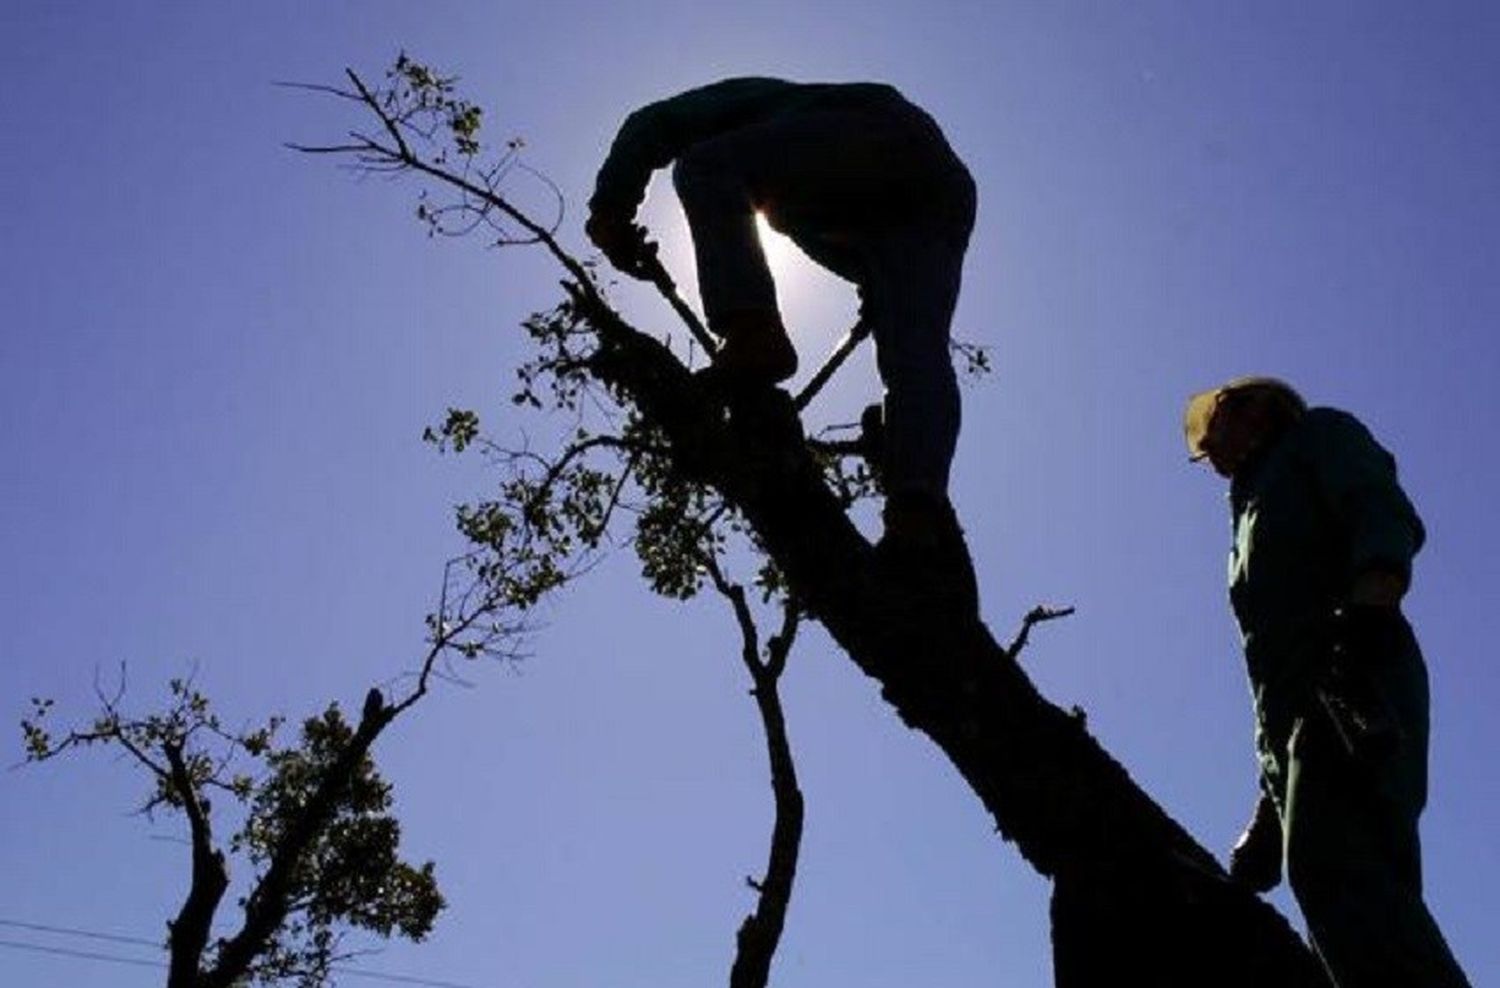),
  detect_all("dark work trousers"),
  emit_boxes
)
[1271,616,1470,987]
[671,97,976,498]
